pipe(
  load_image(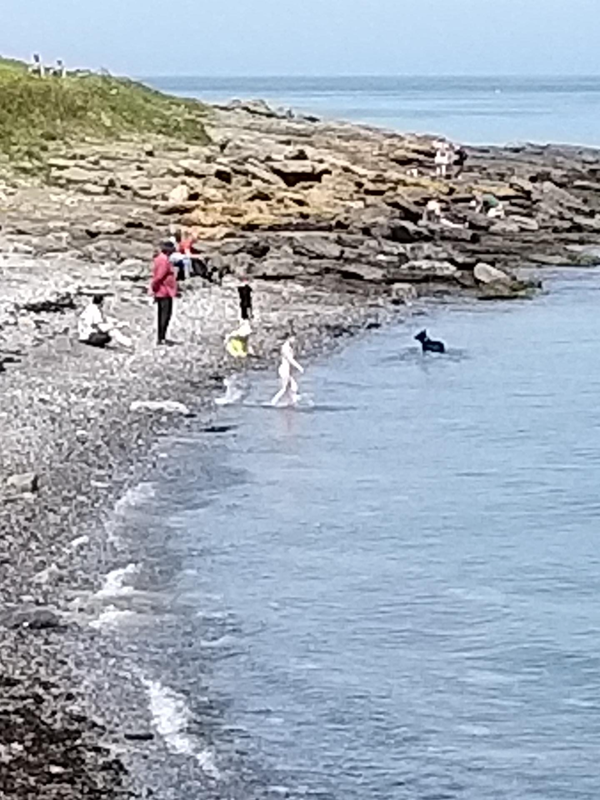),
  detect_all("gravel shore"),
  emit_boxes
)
[0,249,395,798]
